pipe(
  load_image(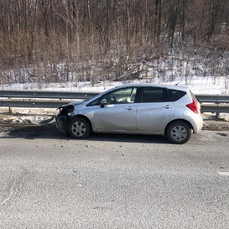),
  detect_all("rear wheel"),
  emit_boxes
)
[166,121,191,144]
[68,117,91,139]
